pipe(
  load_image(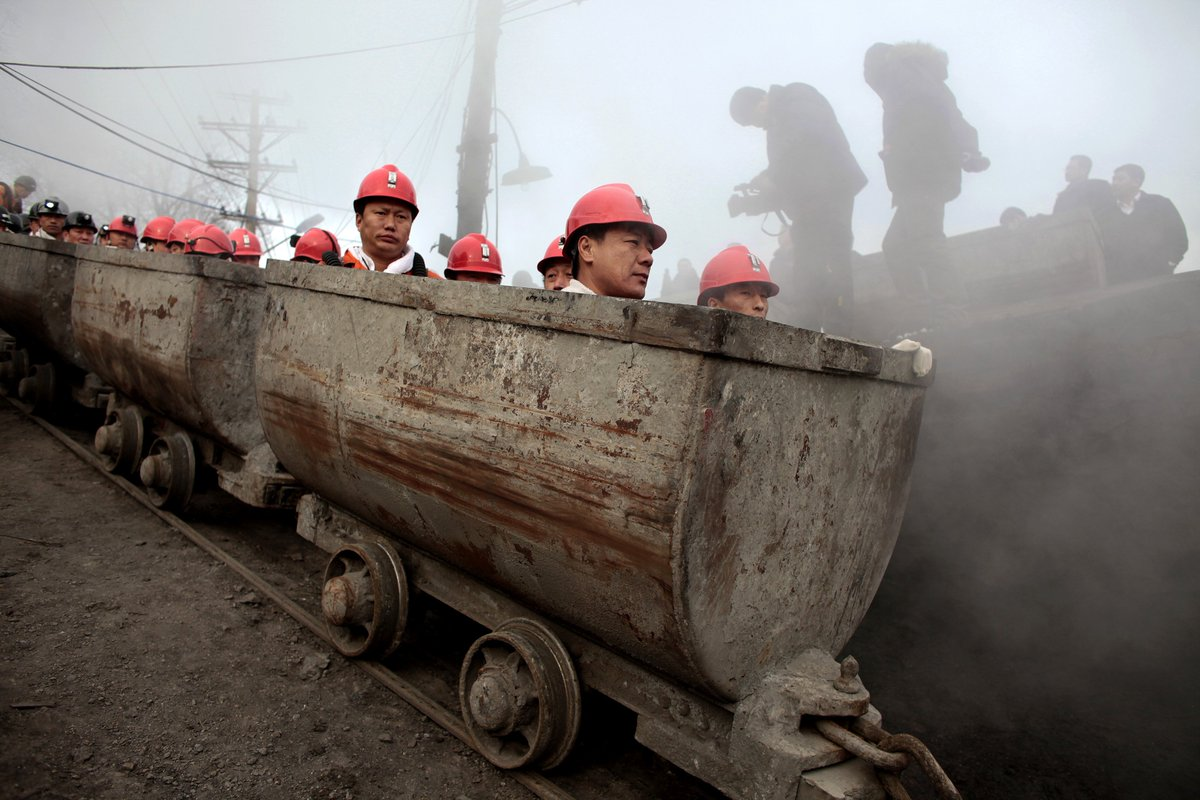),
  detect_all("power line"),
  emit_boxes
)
[0,136,226,213]
[0,66,346,213]
[0,30,473,71]
[5,66,208,165]
[502,0,585,24]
